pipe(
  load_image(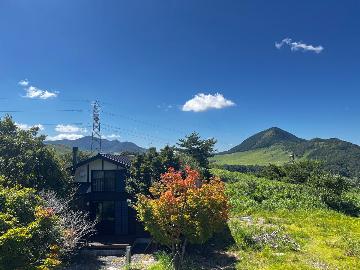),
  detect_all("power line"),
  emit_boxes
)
[41,122,84,126]
[102,123,172,145]
[102,110,188,135]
